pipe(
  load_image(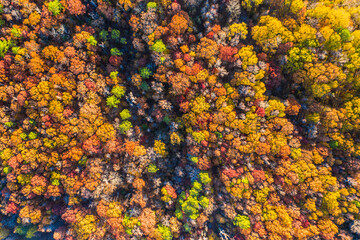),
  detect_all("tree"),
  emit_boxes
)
[242,0,264,13]
[42,45,61,62]
[169,73,190,95]
[351,220,360,235]
[119,120,132,134]
[266,99,286,119]
[199,172,211,184]
[196,37,219,63]
[325,32,341,51]
[118,0,133,11]
[252,16,294,53]
[0,40,10,58]
[139,208,157,237]
[228,23,248,40]
[119,109,131,120]
[74,215,98,240]
[154,140,167,157]
[238,45,258,70]
[286,47,313,71]
[287,0,305,14]
[169,14,188,36]
[294,24,317,47]
[111,86,126,98]
[48,0,64,16]
[233,214,251,229]
[151,40,167,53]
[66,0,86,15]
[322,192,341,216]
[219,46,238,62]
[106,96,120,108]
[96,123,115,142]
[190,96,210,115]
[157,224,173,240]
[317,218,338,240]
[344,97,360,122]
